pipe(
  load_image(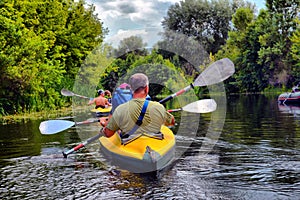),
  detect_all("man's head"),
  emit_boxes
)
[129,73,149,93]
[97,89,104,96]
